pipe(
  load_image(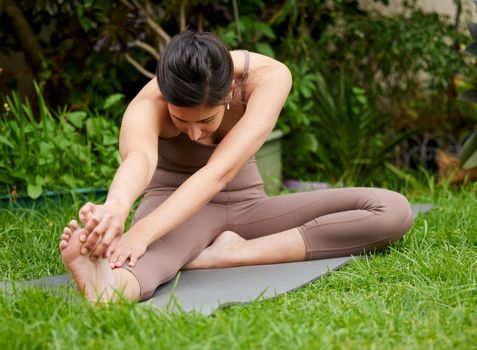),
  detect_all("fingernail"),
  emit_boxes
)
[79,235,86,242]
[81,248,88,255]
